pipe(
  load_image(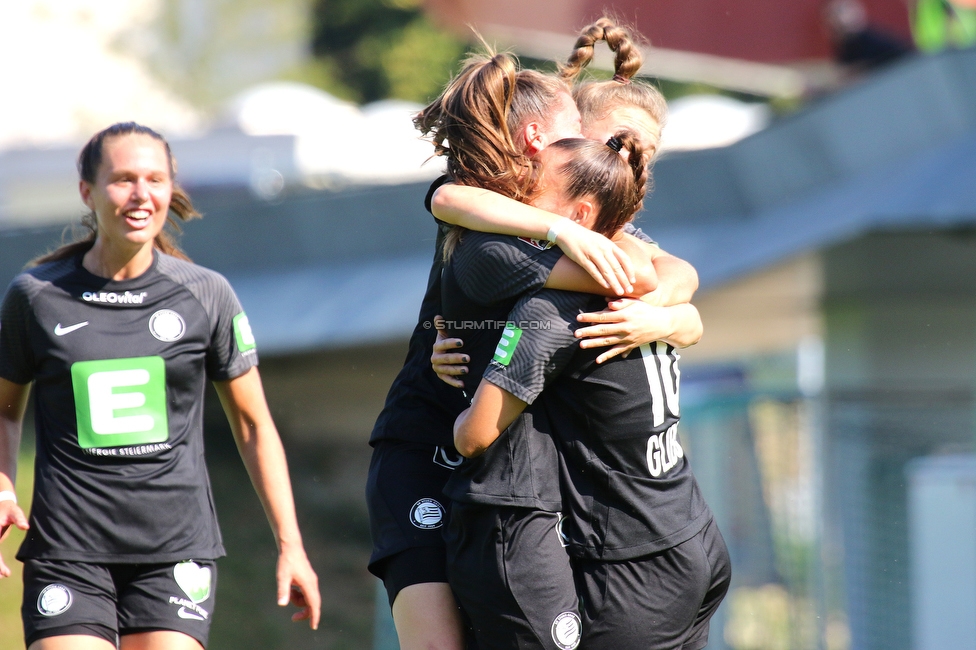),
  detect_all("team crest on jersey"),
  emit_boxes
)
[551,611,582,650]
[149,309,186,342]
[409,498,445,529]
[37,584,72,617]
[433,446,464,470]
[517,236,554,251]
